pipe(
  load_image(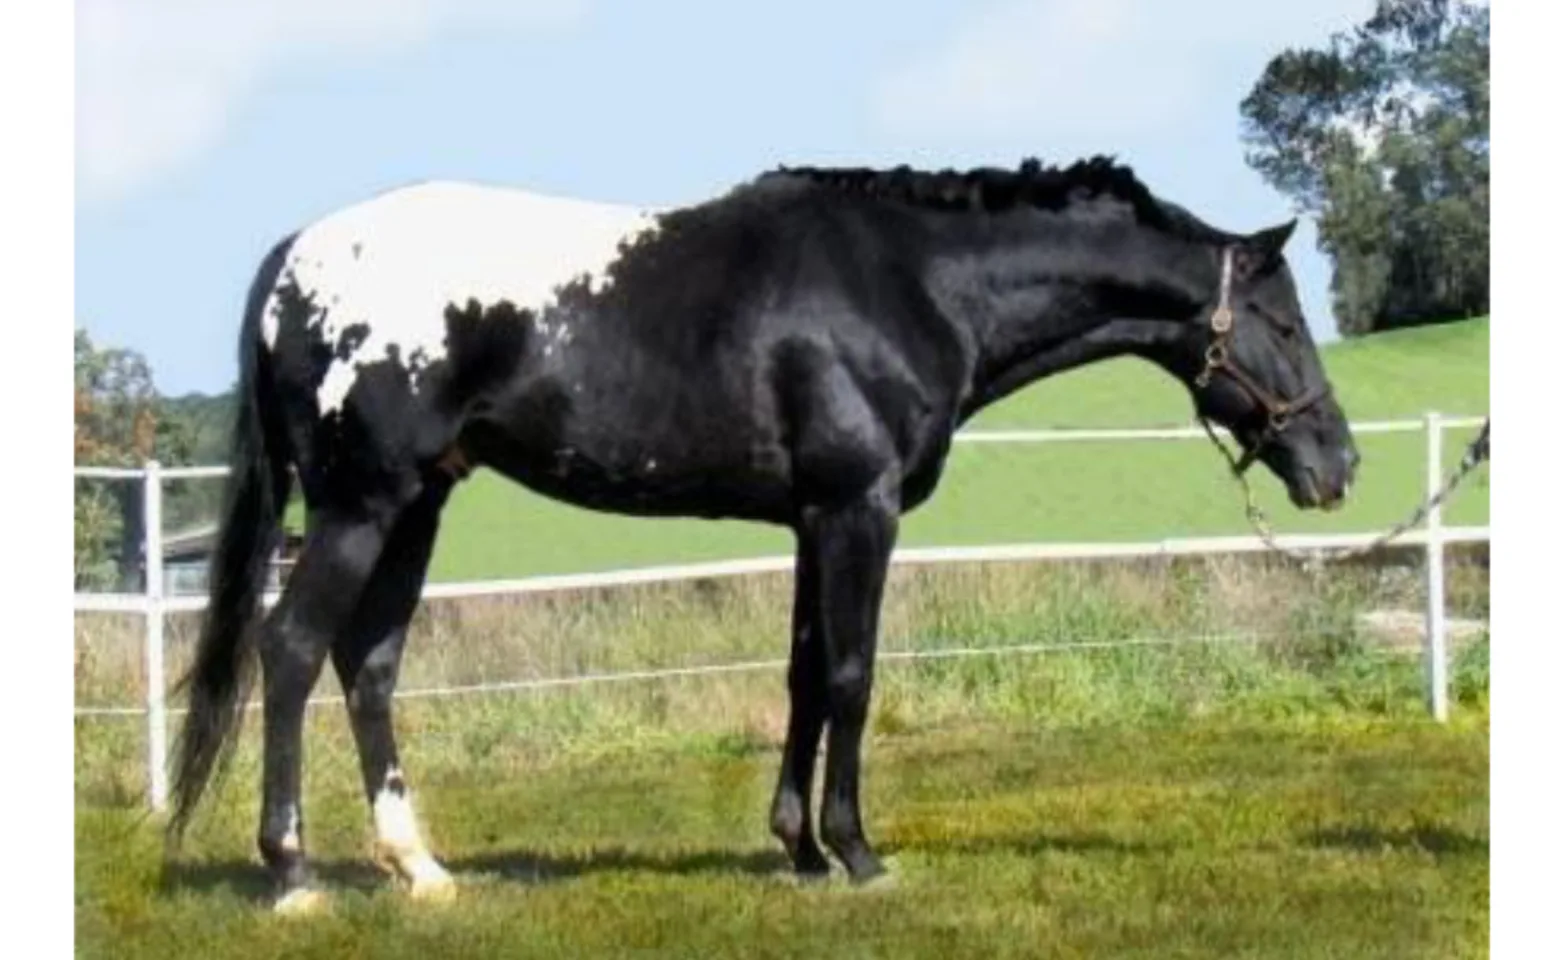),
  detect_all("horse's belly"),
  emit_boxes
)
[478,446,794,523]
[462,404,795,523]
